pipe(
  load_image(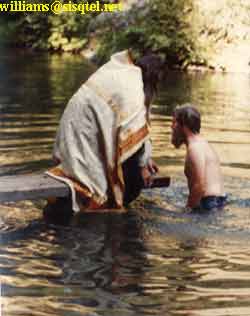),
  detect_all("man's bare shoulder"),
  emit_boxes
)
[187,140,205,160]
[188,138,218,164]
